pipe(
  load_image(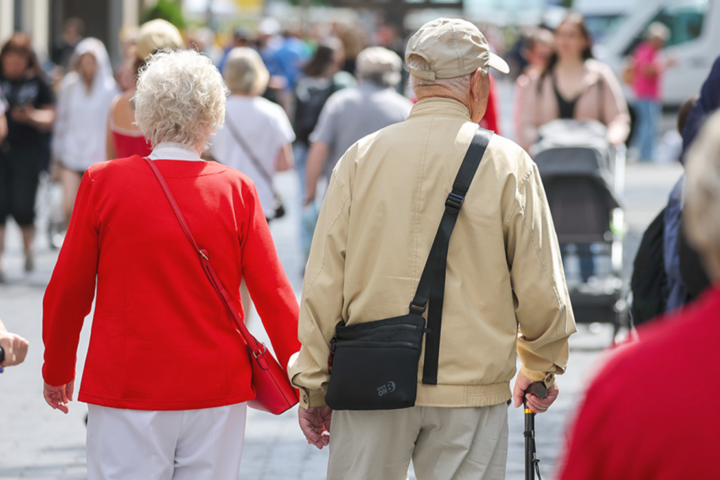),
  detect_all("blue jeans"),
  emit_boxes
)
[633,99,661,162]
[294,142,314,260]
